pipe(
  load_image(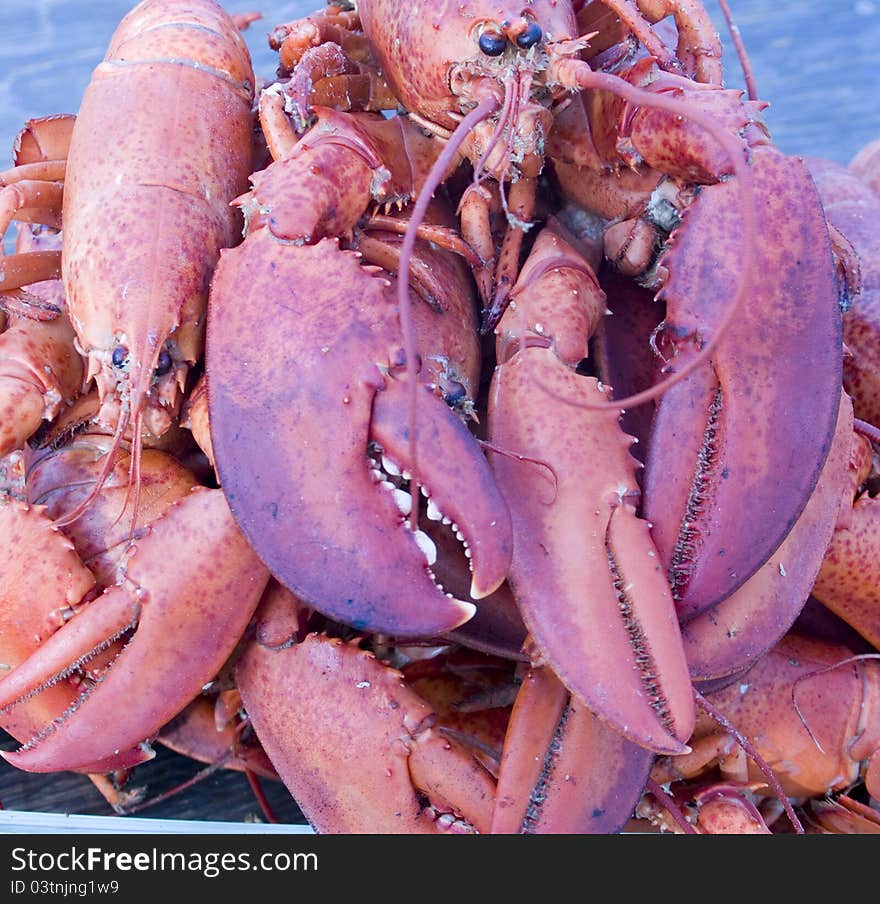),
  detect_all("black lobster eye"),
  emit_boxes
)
[155,348,173,376]
[516,22,543,48]
[443,380,468,405]
[111,345,129,368]
[478,30,507,56]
